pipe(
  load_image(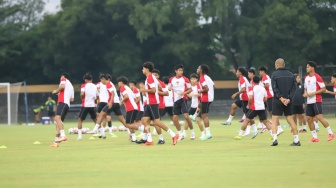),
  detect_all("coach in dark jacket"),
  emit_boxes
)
[269,58,300,146]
